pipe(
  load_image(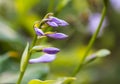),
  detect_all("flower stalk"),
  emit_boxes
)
[16,13,69,84]
[16,35,37,84]
[72,5,107,76]
[16,16,46,84]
